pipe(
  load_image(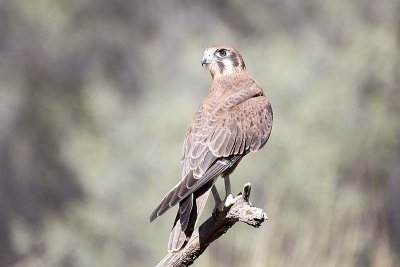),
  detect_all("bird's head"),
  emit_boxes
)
[201,46,246,79]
